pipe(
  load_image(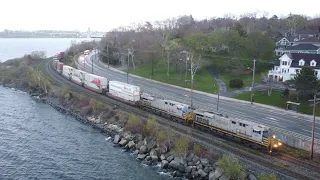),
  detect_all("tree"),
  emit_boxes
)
[218,155,246,180]
[143,115,158,137]
[294,67,319,100]
[245,32,274,59]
